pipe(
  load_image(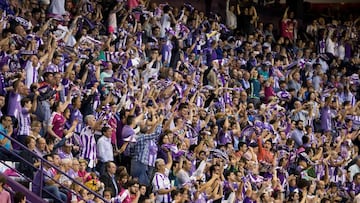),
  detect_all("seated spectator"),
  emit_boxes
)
[99,161,119,197]
[17,136,39,179]
[0,174,11,203]
[13,191,26,203]
[32,154,67,203]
